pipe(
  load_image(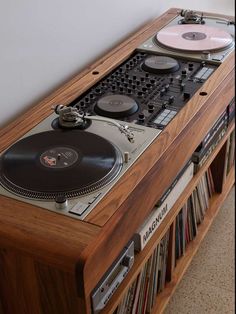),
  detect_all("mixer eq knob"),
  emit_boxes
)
[148,104,155,112]
[168,96,175,104]
[138,113,145,122]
